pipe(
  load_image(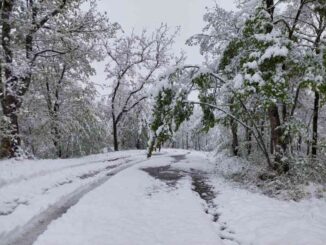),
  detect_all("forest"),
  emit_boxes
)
[1,0,325,177]
[0,0,326,181]
[0,0,326,244]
